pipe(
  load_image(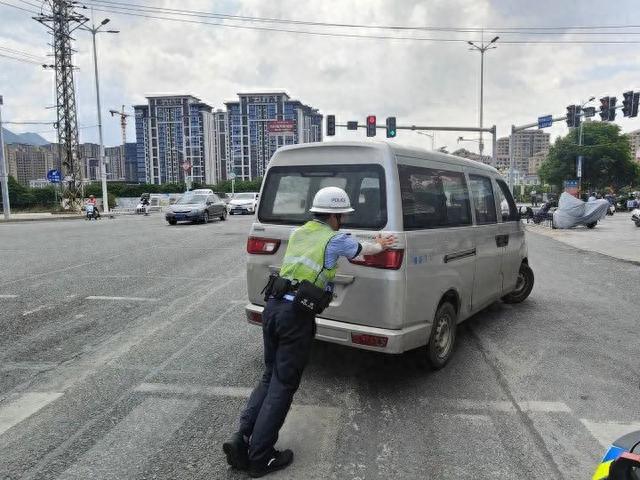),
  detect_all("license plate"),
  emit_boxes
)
[176,215,185,220]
